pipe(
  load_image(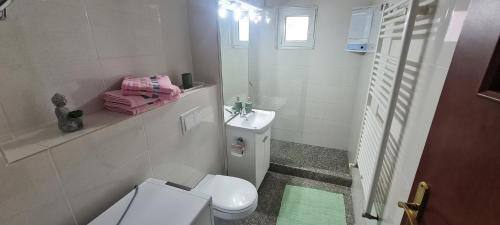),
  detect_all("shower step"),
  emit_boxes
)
[269,139,353,187]
[269,162,353,187]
